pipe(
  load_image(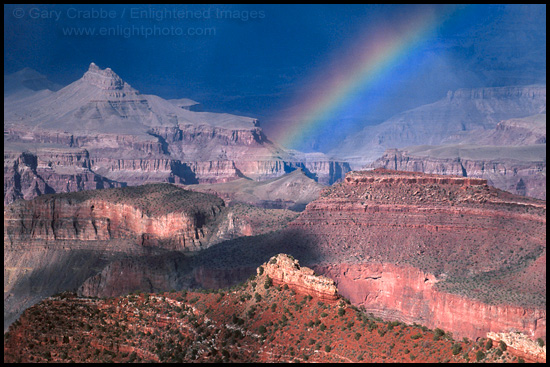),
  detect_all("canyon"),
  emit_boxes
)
[183,168,324,211]
[3,65,546,363]
[3,169,546,361]
[4,184,297,331]
[332,85,546,166]
[189,169,546,345]
[4,254,524,363]
[3,64,350,206]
